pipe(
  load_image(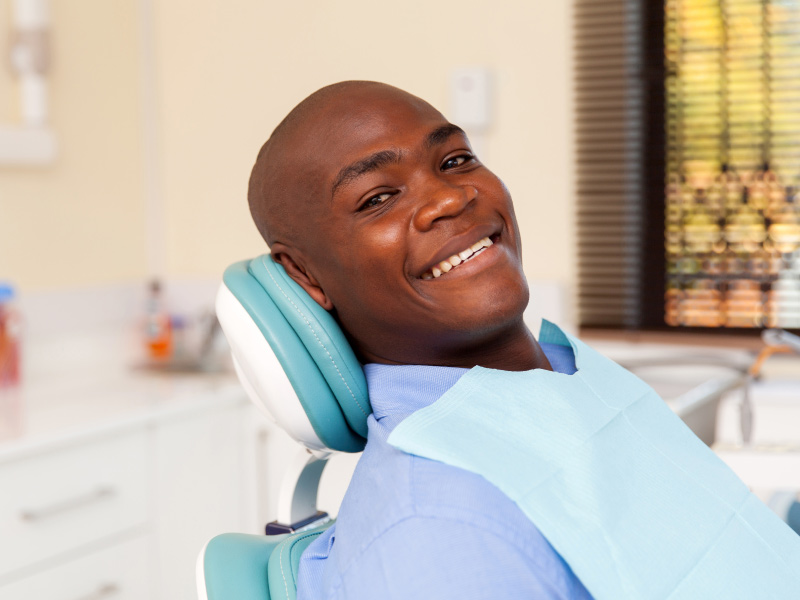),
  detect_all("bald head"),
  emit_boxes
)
[247,81,441,248]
